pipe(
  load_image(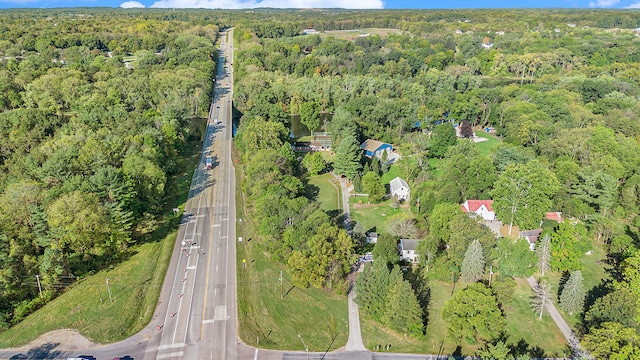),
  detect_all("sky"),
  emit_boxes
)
[2,0,640,12]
